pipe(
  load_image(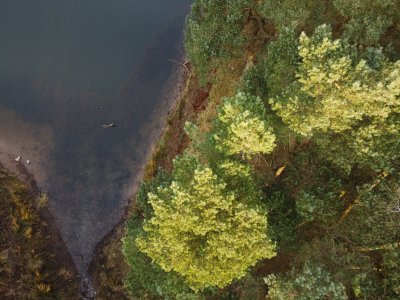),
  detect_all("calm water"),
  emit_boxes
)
[0,0,191,271]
